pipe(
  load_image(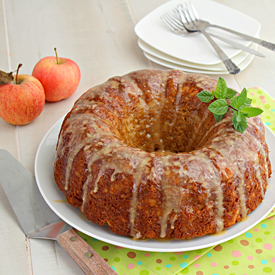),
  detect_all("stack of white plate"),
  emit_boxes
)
[134,0,261,75]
